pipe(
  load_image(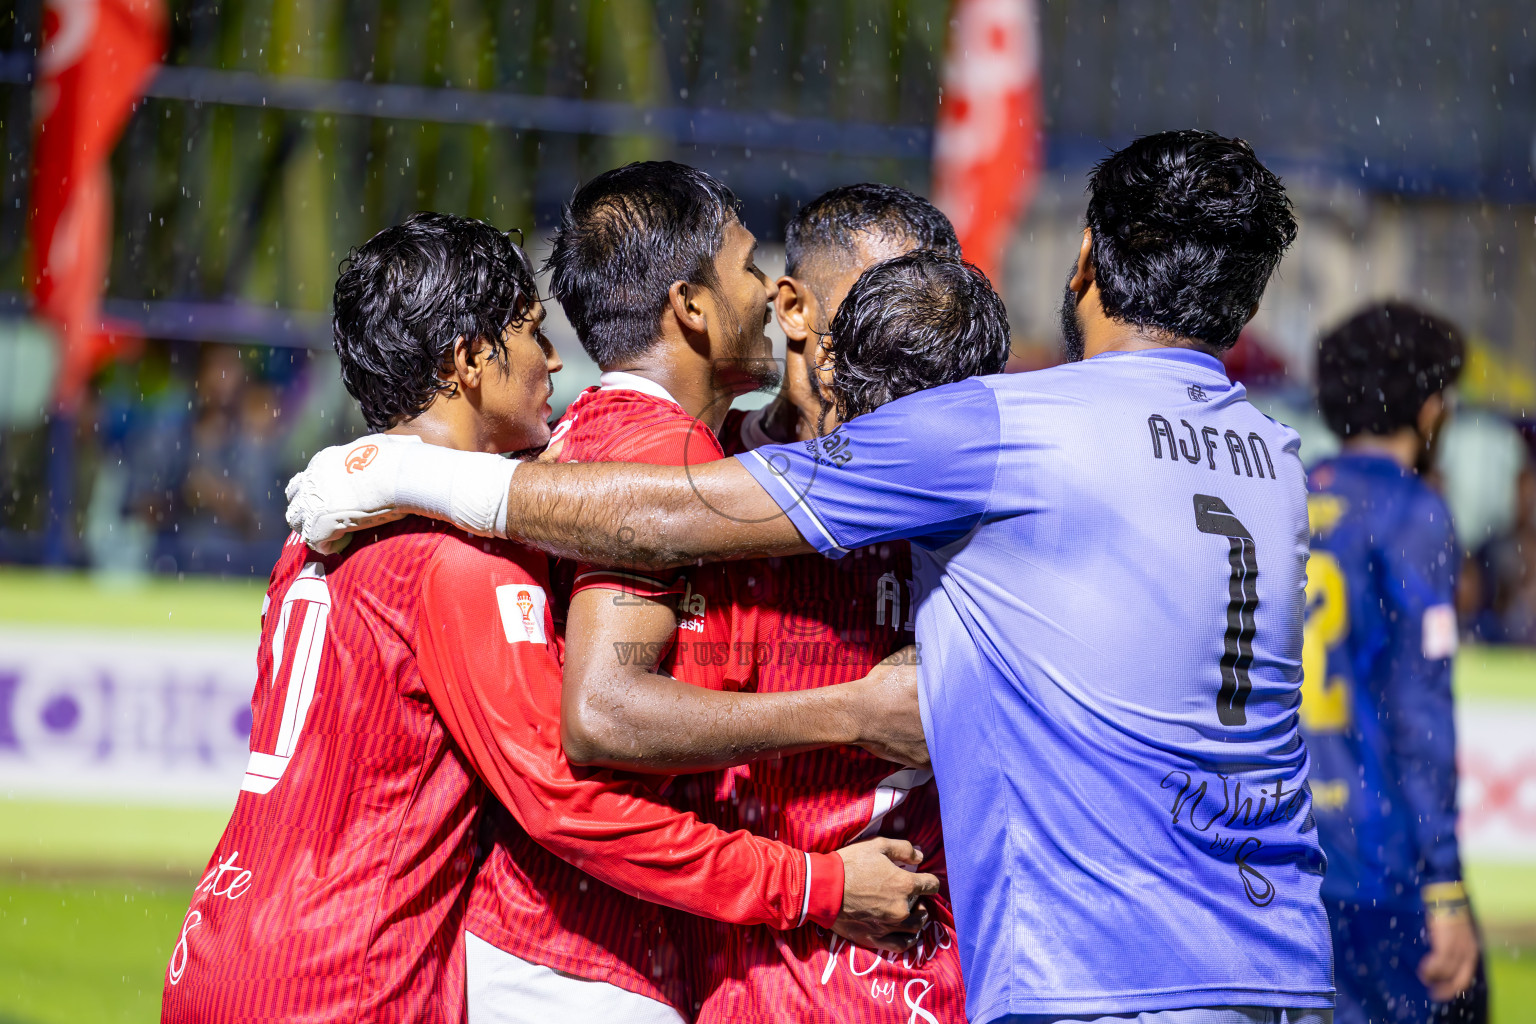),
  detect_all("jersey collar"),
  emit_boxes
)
[1090,346,1228,375]
[598,370,684,410]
